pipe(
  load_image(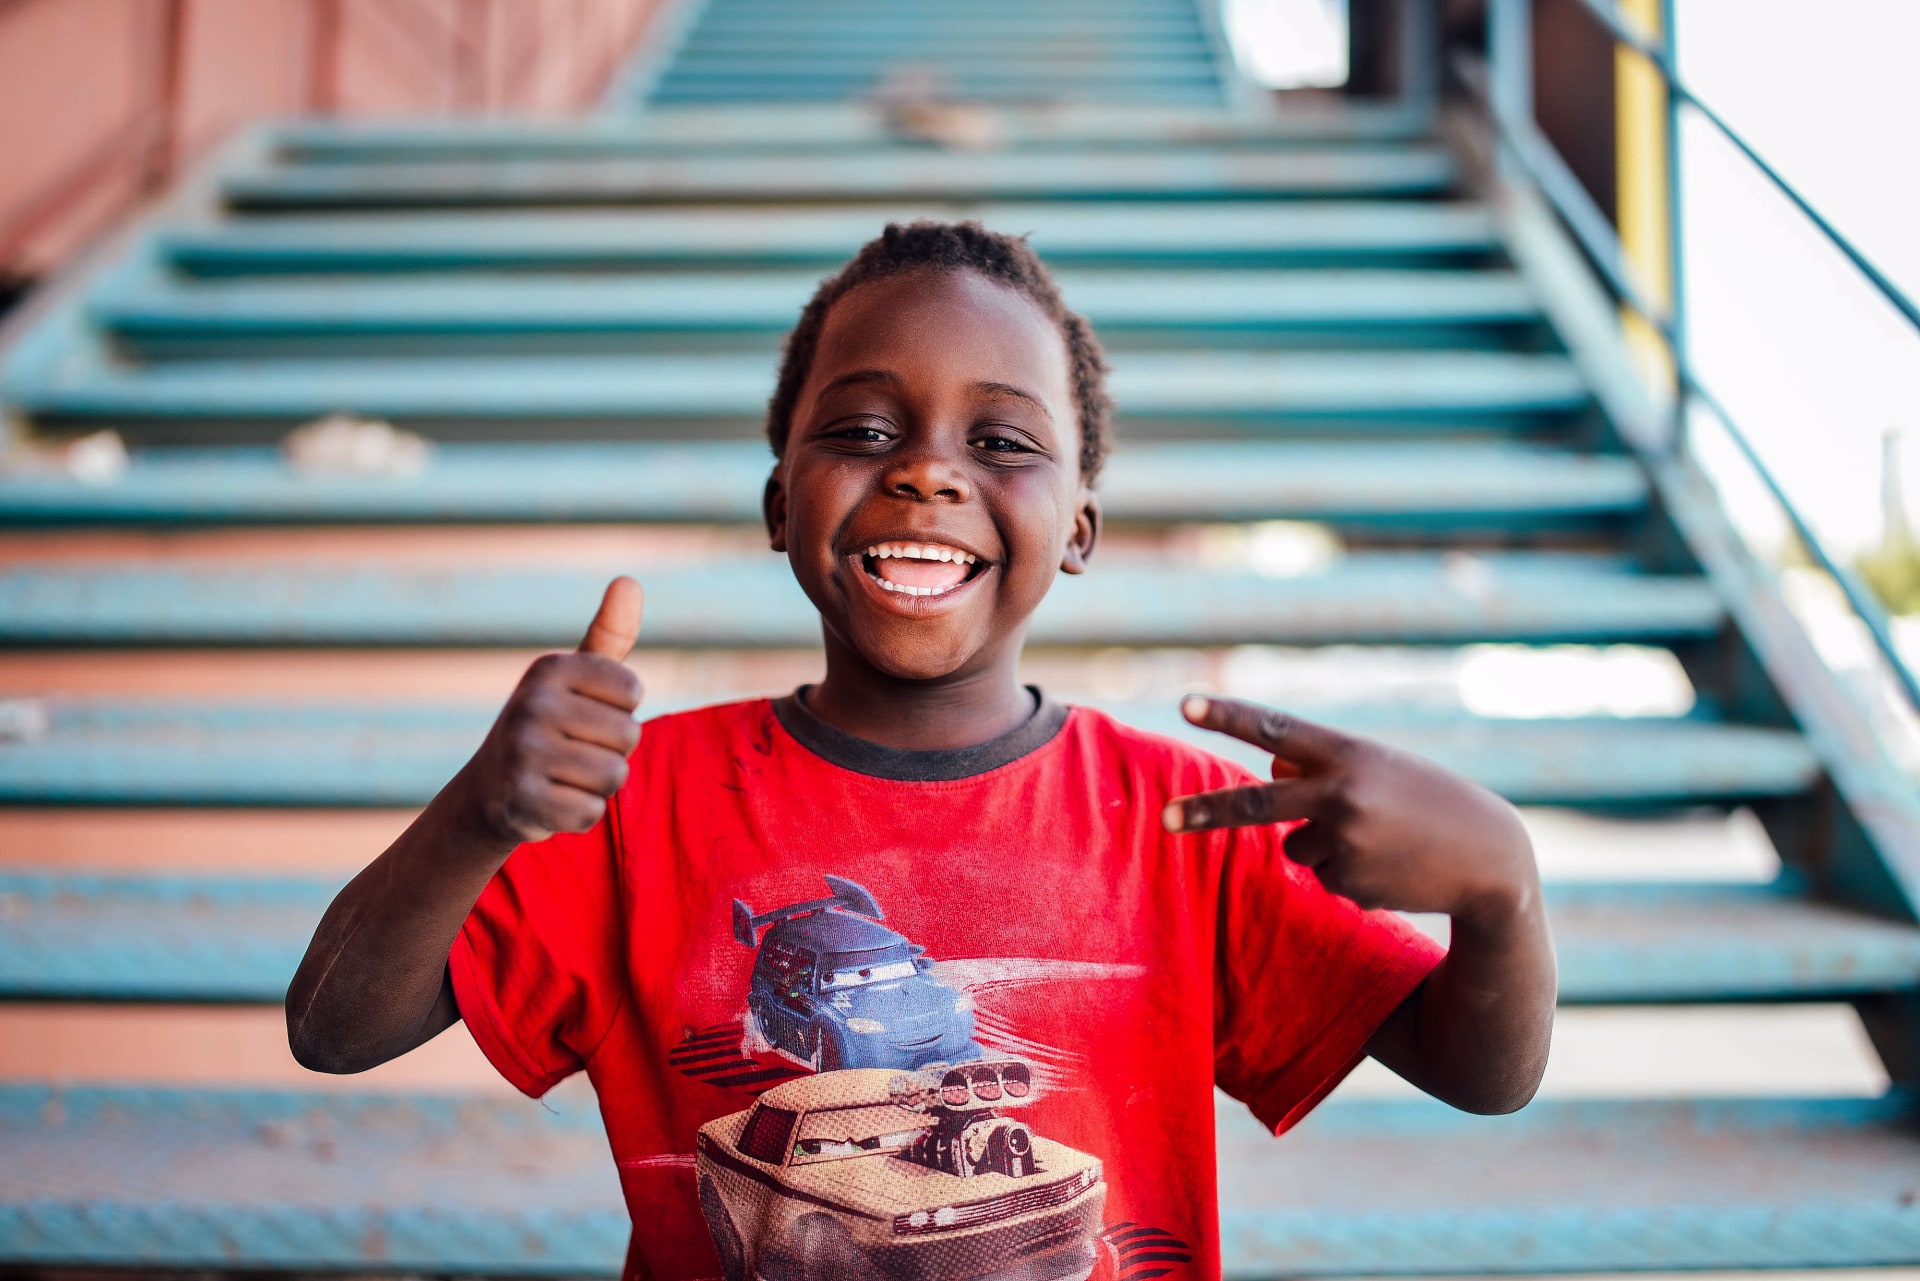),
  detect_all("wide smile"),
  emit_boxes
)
[846,540,993,613]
